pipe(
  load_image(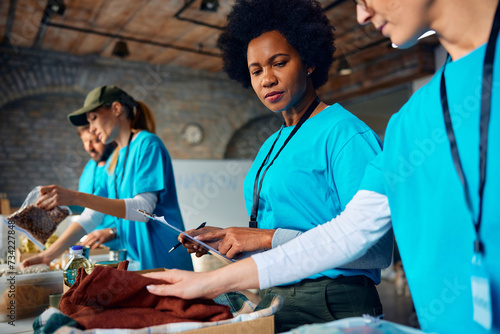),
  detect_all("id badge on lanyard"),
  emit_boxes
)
[471,252,492,329]
[440,1,500,329]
